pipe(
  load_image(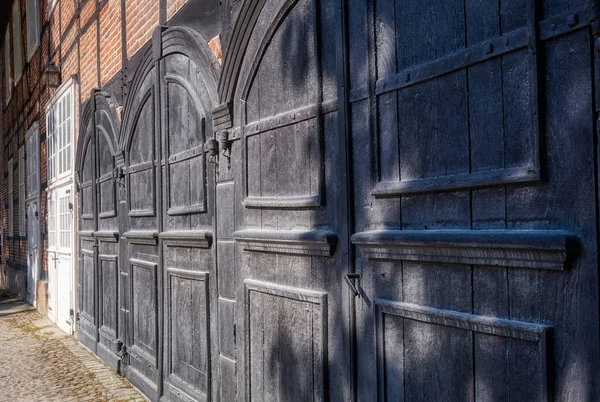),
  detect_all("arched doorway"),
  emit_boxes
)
[76,26,220,401]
